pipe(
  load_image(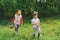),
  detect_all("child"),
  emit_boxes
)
[31,11,40,40]
[12,9,23,33]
